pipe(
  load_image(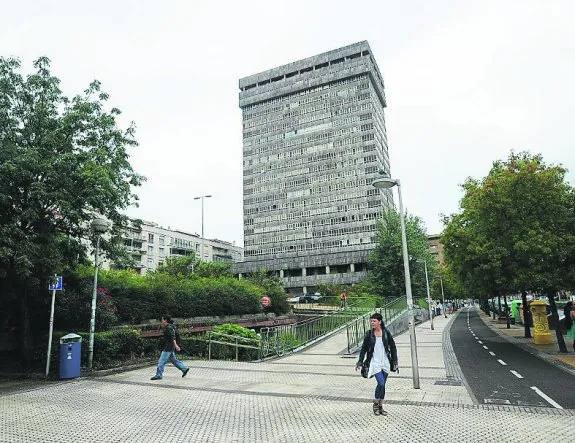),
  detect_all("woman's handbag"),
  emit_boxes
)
[360,360,370,378]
